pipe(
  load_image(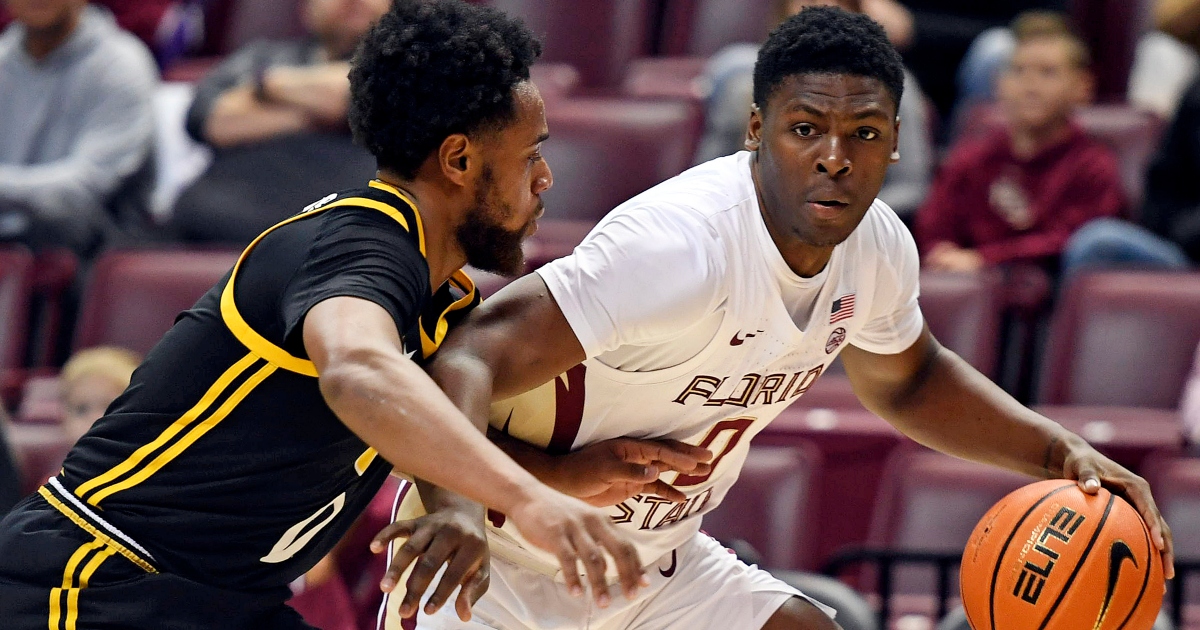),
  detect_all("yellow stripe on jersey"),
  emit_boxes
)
[219,192,421,377]
[368,180,426,255]
[85,363,277,506]
[74,353,259,503]
[38,487,157,574]
[419,270,478,358]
